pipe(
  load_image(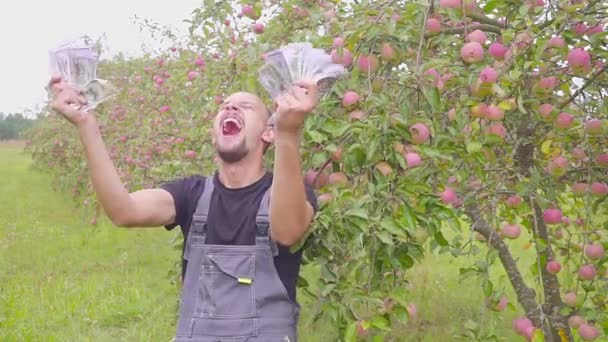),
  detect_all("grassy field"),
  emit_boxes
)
[0,141,526,341]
